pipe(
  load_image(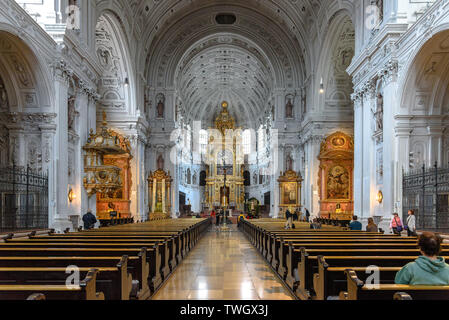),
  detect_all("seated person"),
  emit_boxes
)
[395,232,449,285]
[310,218,322,230]
[349,215,362,231]
[366,217,379,233]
